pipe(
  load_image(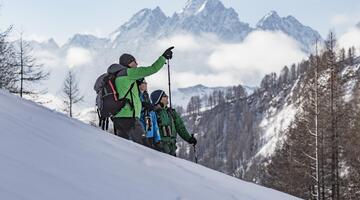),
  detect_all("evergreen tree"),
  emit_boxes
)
[233,85,247,99]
